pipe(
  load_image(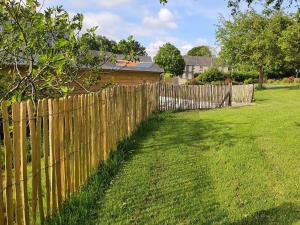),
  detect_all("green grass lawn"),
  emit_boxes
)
[48,86,300,225]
